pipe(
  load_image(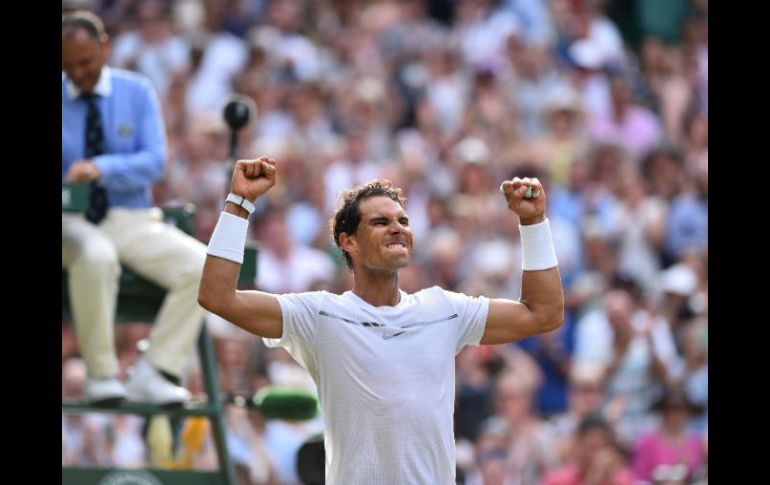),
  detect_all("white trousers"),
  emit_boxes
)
[62,207,206,378]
